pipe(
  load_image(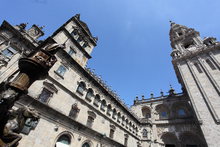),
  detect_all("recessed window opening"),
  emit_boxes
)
[183,41,194,49]
[194,63,203,73]
[38,88,53,103]
[1,47,17,58]
[82,142,90,147]
[56,65,67,77]
[55,135,71,147]
[161,111,168,118]
[206,59,217,70]
[68,48,76,55]
[178,109,186,116]
[77,82,86,95]
[178,32,183,36]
